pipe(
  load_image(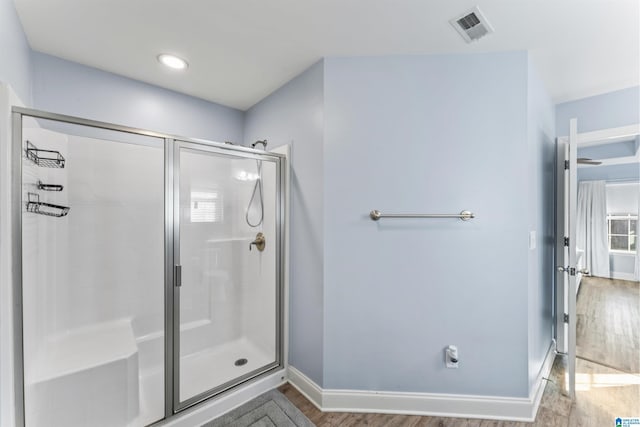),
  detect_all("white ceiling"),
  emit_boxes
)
[14,0,640,111]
